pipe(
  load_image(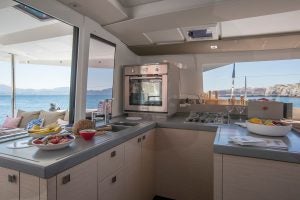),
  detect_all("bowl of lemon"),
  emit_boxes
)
[28,123,62,138]
[246,118,292,137]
